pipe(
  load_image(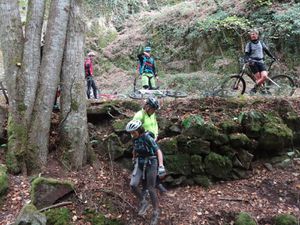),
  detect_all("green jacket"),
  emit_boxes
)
[133,109,158,139]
